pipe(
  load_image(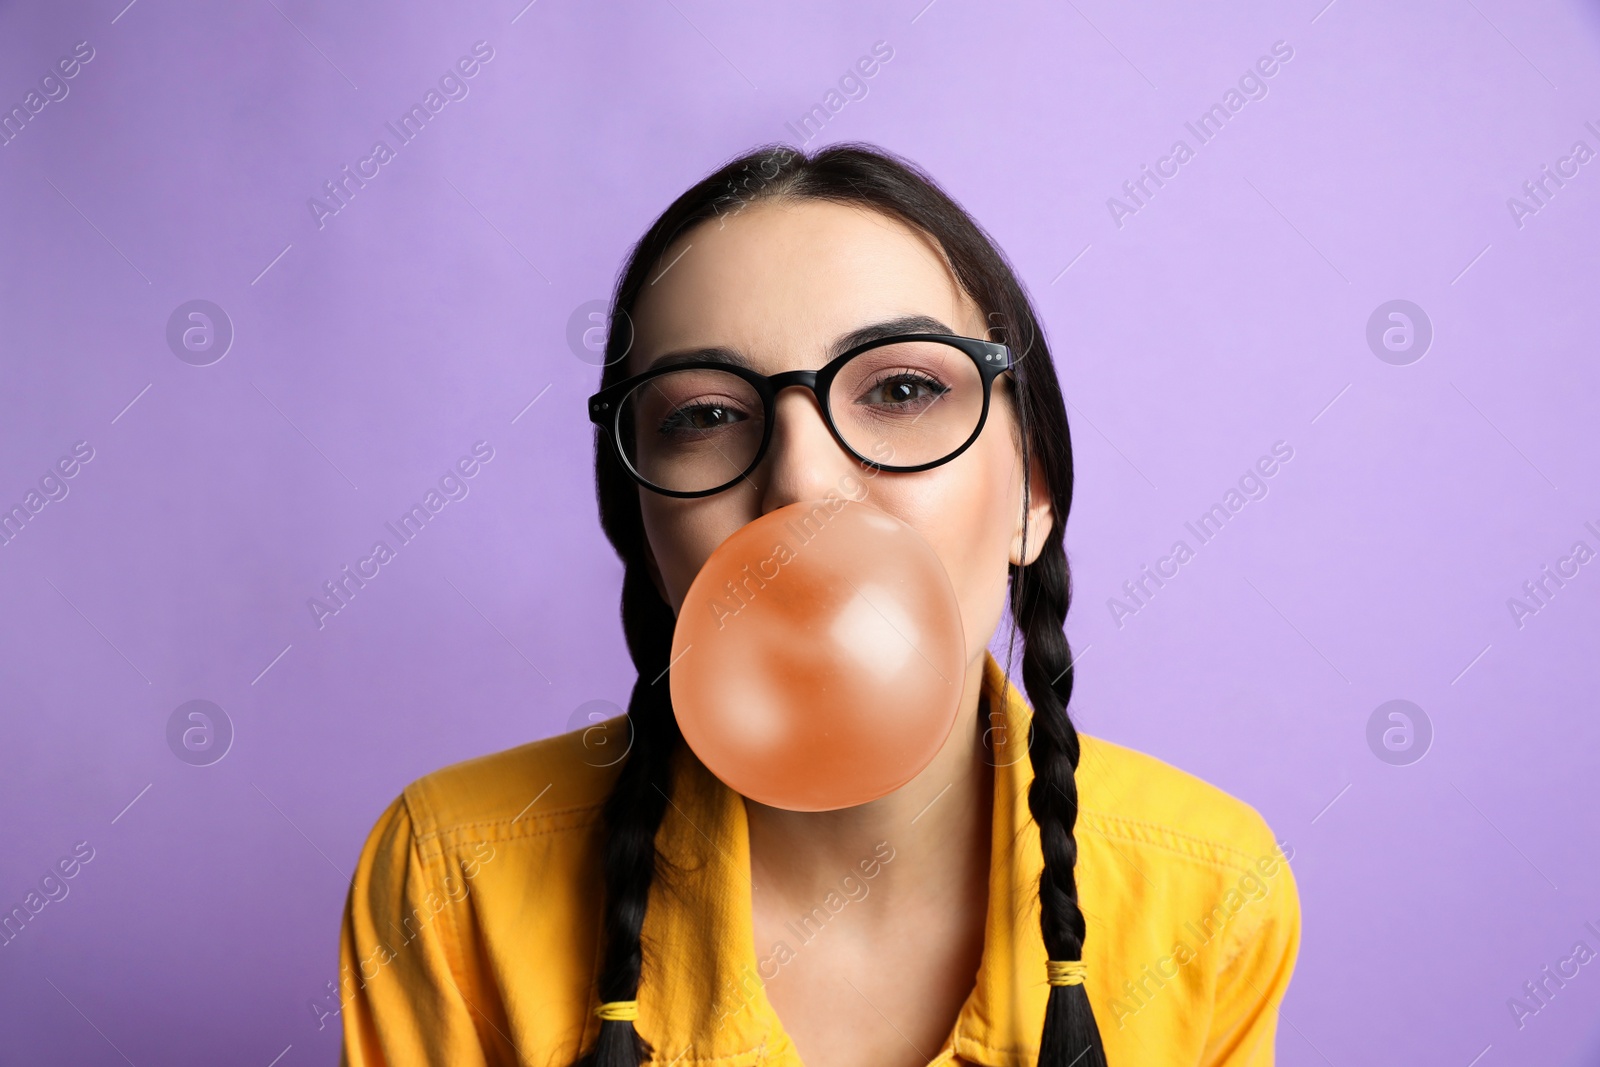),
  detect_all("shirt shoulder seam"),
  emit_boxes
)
[1078,805,1269,874]
[410,803,606,844]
